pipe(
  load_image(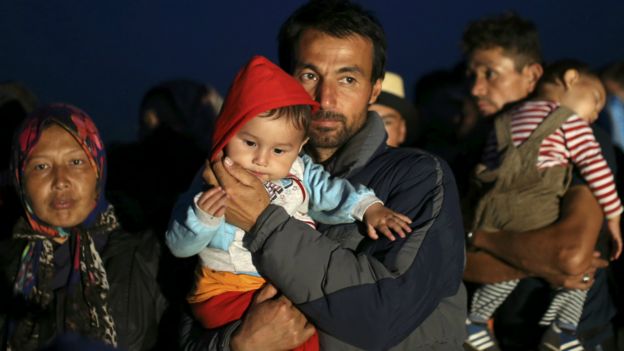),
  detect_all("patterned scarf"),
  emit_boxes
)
[9,104,117,349]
